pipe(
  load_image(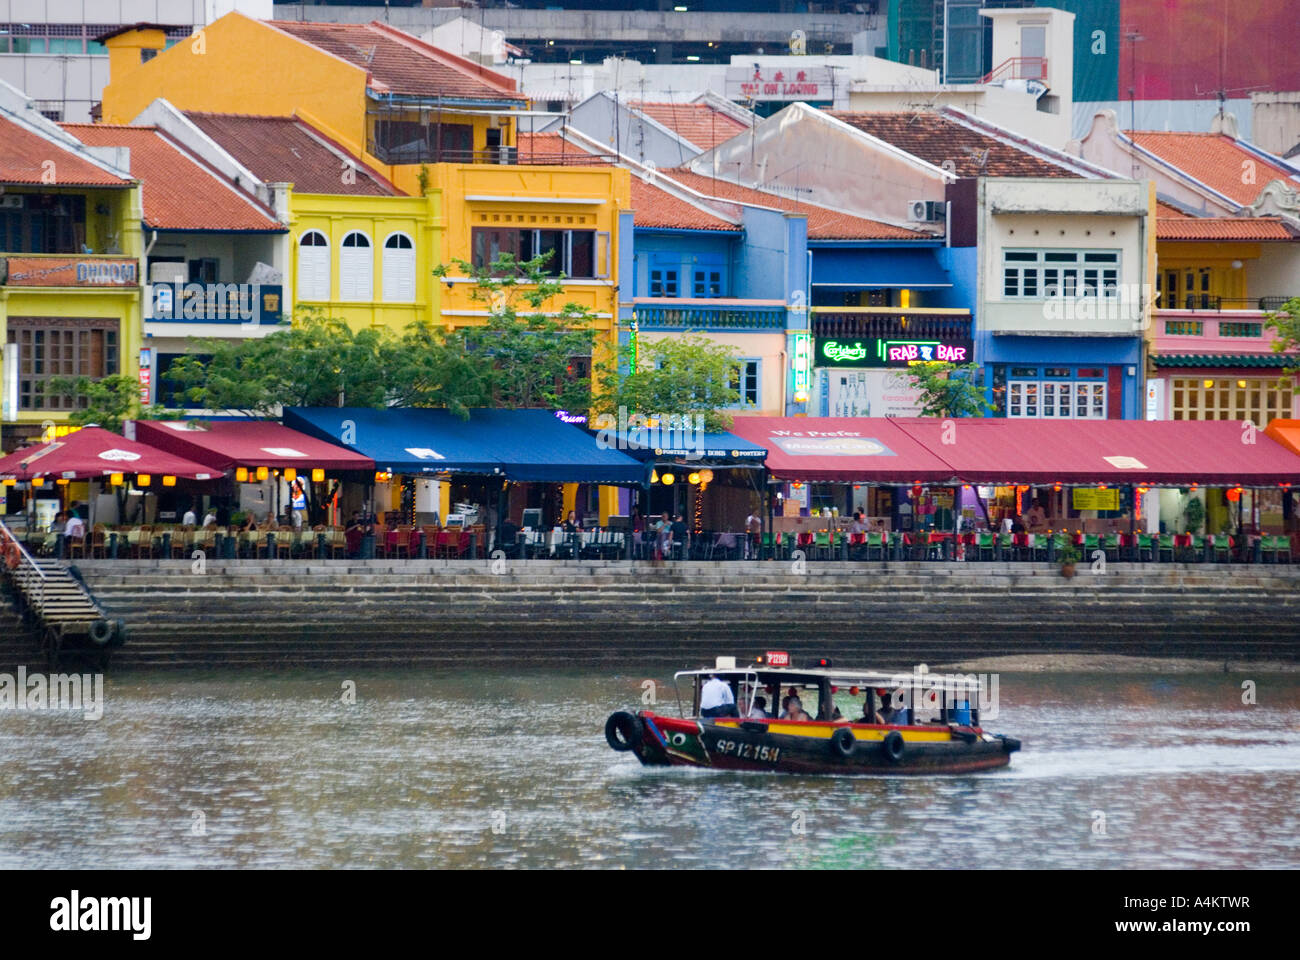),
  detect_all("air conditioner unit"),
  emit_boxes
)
[907,200,946,222]
[0,195,23,209]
